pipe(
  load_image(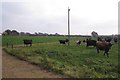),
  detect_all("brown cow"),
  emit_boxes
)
[96,41,113,57]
